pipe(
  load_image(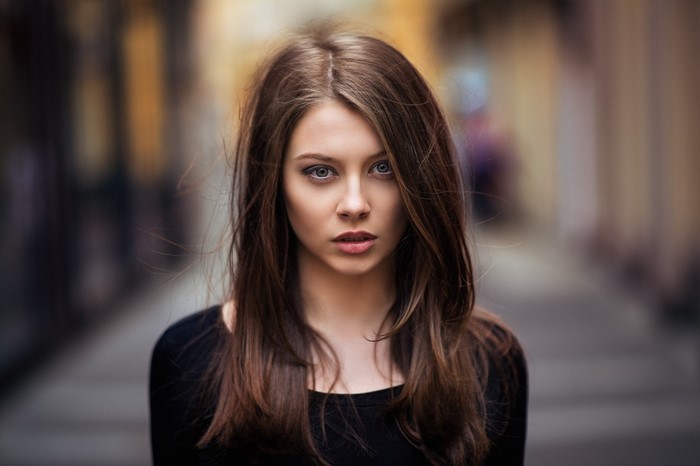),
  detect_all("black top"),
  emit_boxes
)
[149,306,528,465]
